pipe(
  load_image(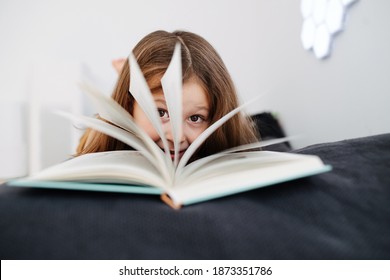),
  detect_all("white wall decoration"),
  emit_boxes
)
[301,0,359,59]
